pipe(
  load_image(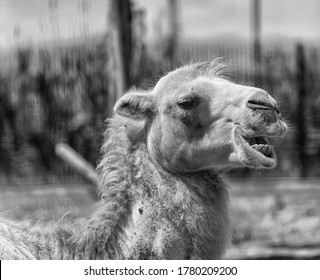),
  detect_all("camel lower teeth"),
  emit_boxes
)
[251,144,271,156]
